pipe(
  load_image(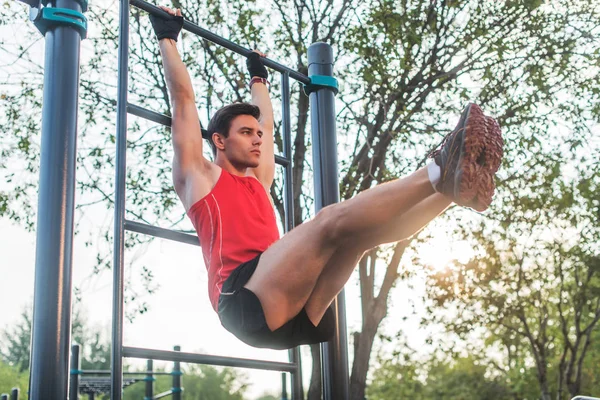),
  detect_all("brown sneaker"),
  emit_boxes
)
[431,103,503,211]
